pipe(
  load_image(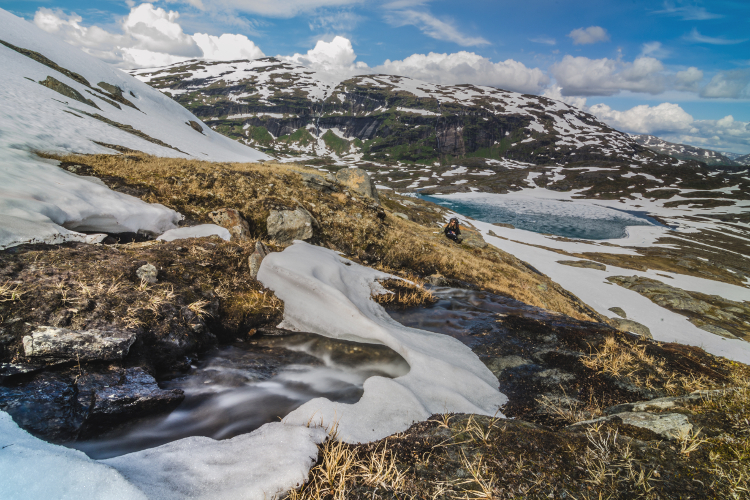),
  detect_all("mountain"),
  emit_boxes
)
[735,153,750,166]
[131,58,673,168]
[0,9,267,249]
[630,134,740,167]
